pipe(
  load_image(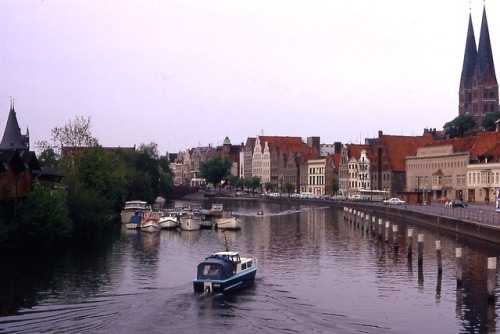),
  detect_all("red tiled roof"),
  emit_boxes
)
[379,135,433,171]
[424,132,500,159]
